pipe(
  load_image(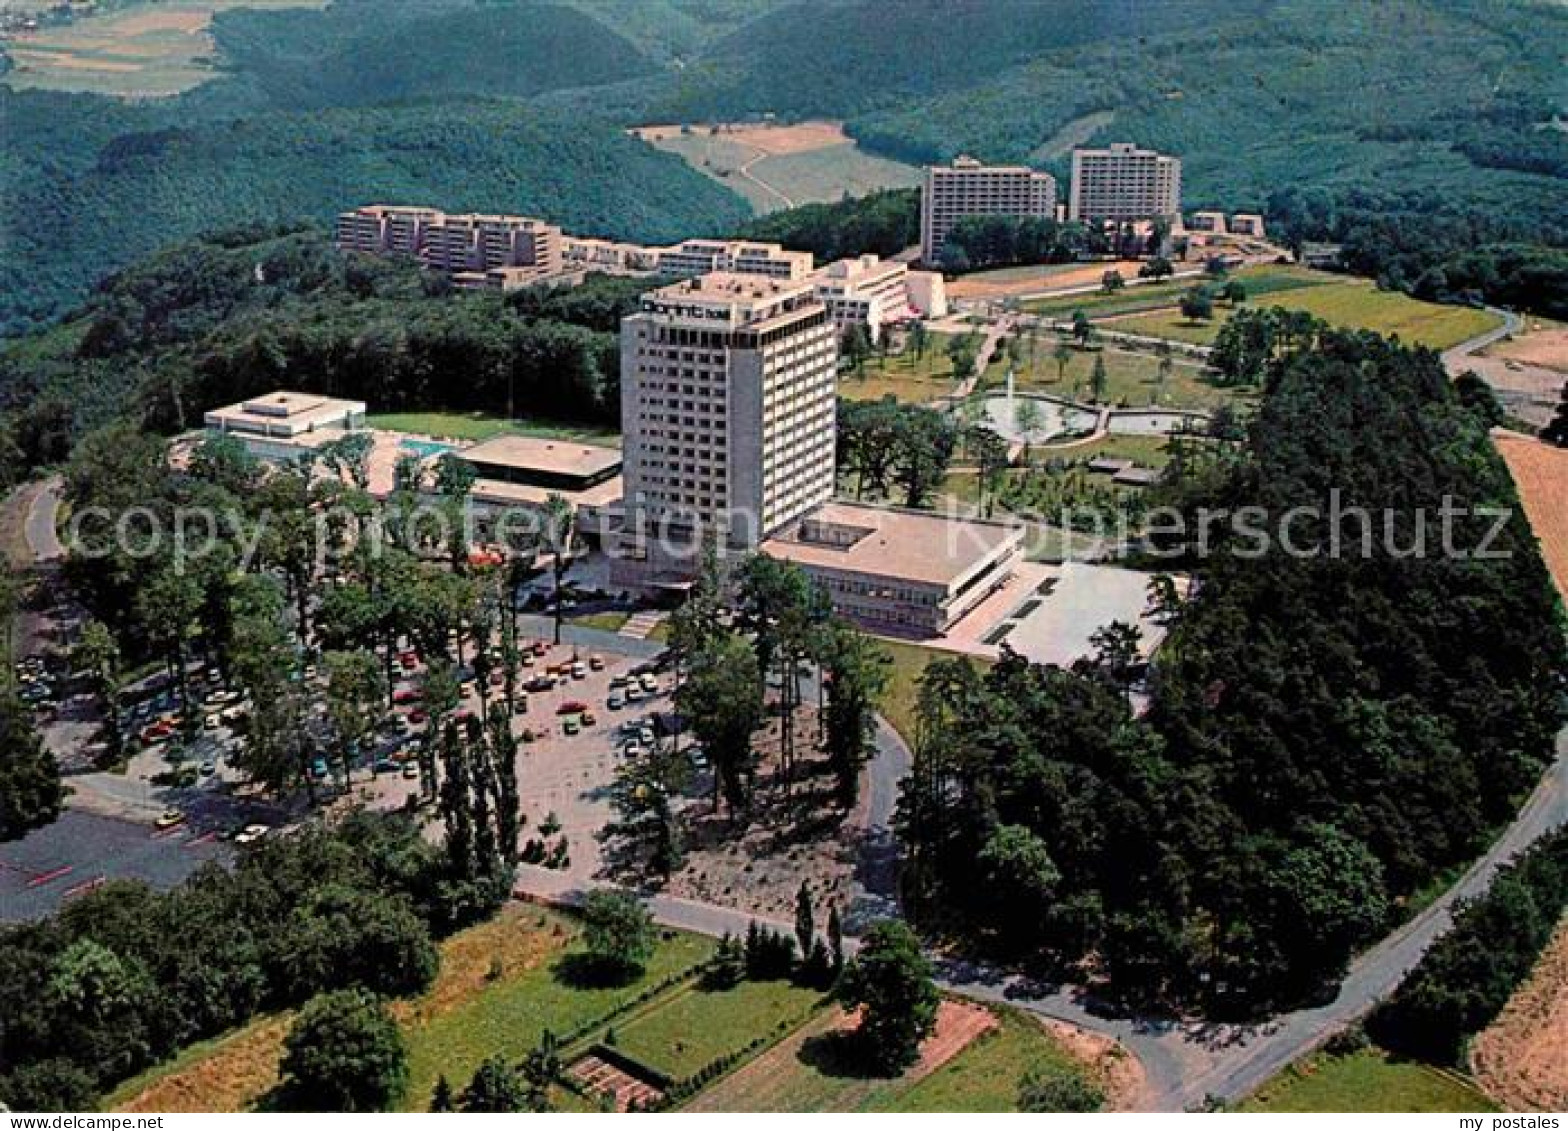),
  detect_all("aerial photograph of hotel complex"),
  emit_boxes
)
[1,0,1566,1119]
